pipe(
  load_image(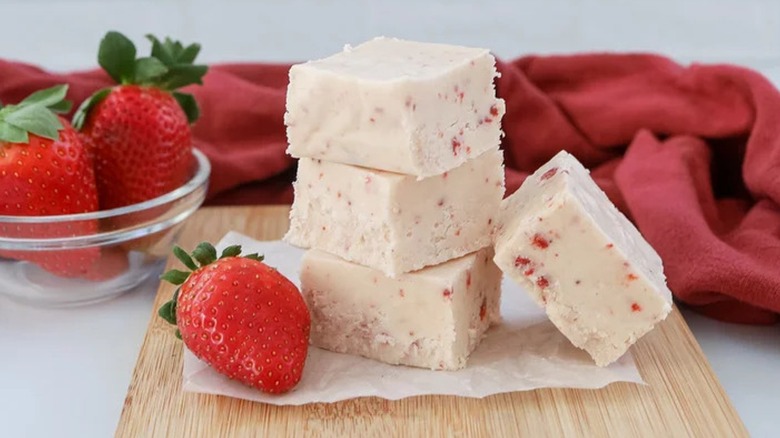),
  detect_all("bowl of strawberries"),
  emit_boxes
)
[0,32,211,307]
